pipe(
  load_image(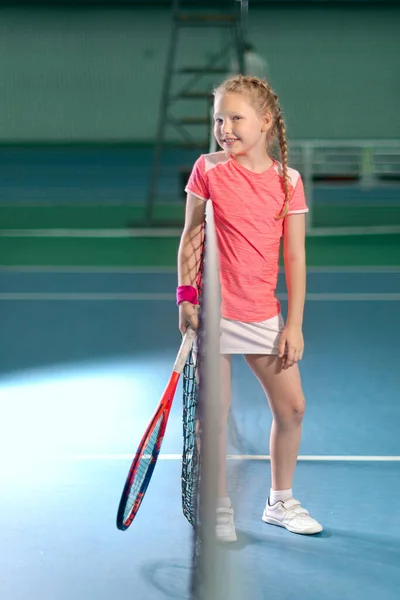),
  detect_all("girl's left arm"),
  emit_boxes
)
[279,213,307,368]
